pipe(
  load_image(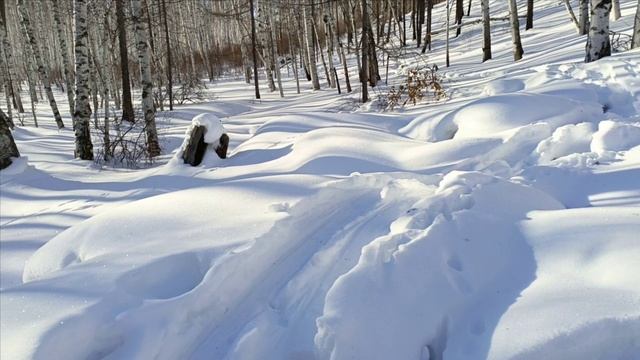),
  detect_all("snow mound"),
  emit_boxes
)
[534,123,595,164]
[447,93,603,139]
[166,113,228,168]
[591,120,640,154]
[482,79,525,96]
